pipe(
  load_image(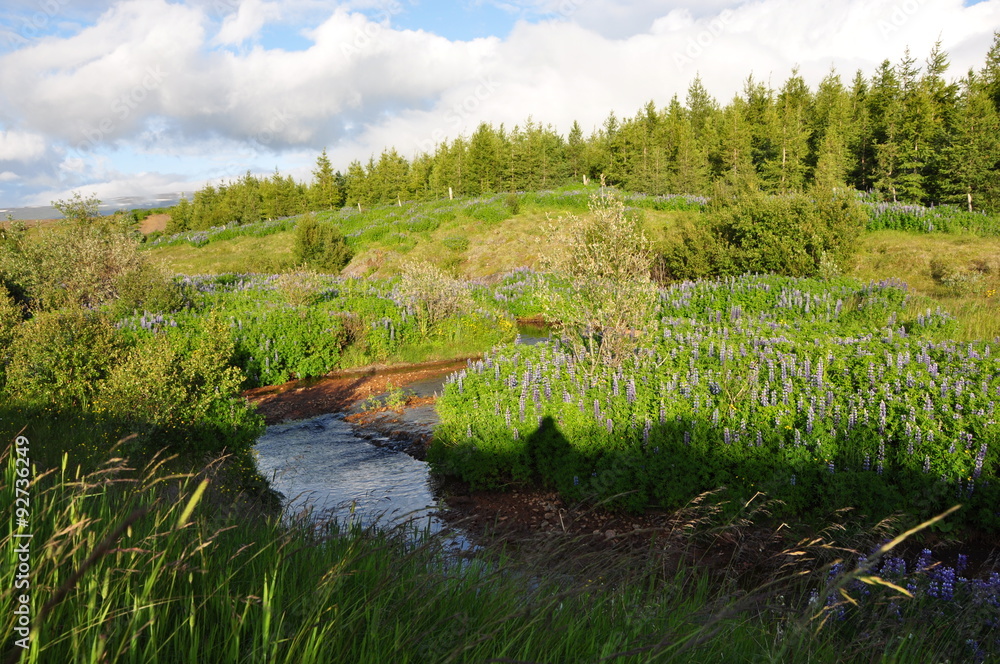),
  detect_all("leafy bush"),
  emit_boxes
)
[94,317,263,457]
[0,220,174,312]
[395,261,474,338]
[541,190,657,371]
[293,214,353,273]
[0,285,22,389]
[4,310,123,409]
[659,189,866,281]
